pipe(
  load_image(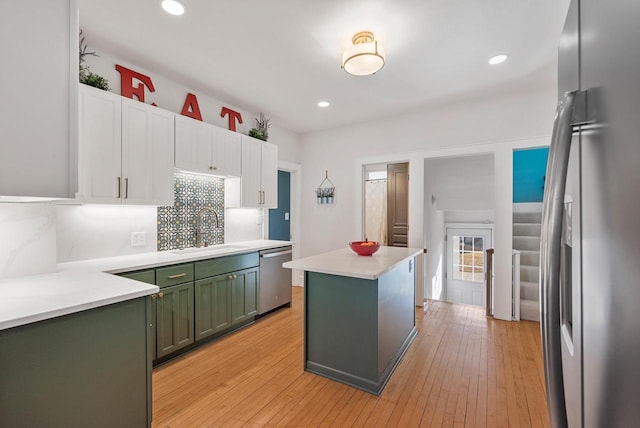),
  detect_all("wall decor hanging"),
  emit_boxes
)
[315,170,335,204]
